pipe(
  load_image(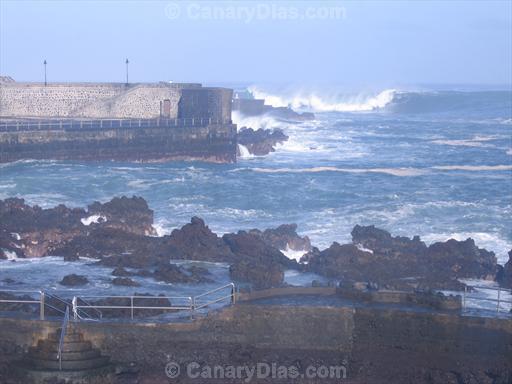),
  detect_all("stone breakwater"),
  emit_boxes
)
[0,81,237,163]
[0,118,237,163]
